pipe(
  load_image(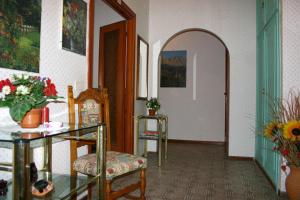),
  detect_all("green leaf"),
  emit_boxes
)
[10,102,32,122]
[0,101,11,107]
